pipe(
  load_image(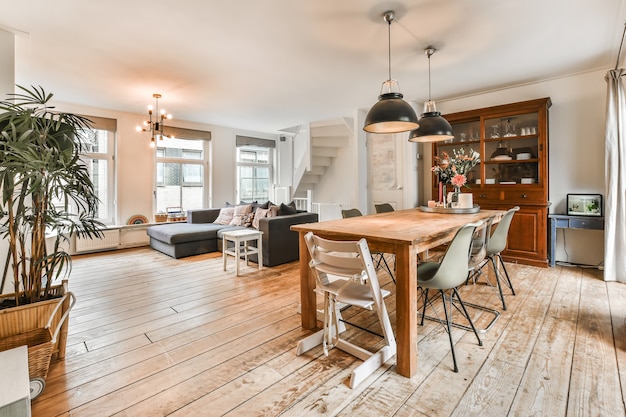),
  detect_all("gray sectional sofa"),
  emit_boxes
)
[146,206,318,266]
